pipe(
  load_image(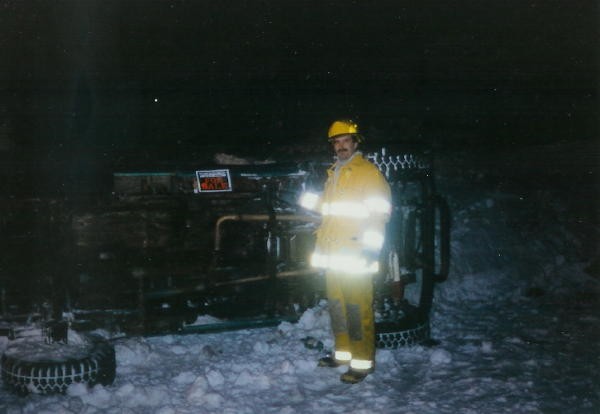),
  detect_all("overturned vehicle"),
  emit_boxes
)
[0,146,449,393]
